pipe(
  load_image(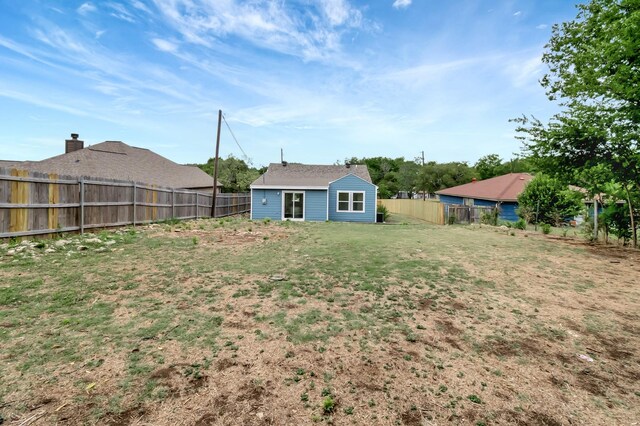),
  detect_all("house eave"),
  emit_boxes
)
[250,184,329,190]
